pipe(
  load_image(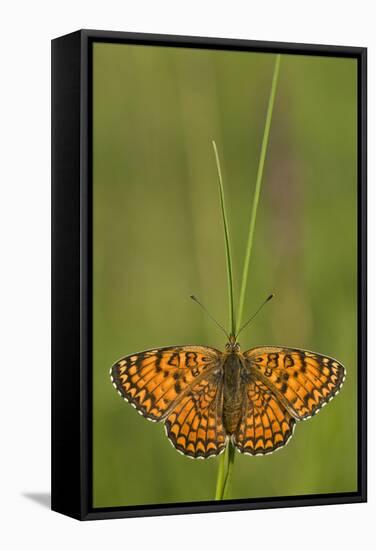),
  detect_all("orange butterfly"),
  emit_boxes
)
[110,304,346,459]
